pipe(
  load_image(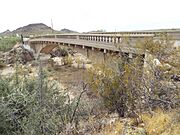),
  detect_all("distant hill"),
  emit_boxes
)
[85,29,106,34]
[59,28,77,33]
[12,23,55,36]
[0,23,78,37]
[0,30,12,36]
